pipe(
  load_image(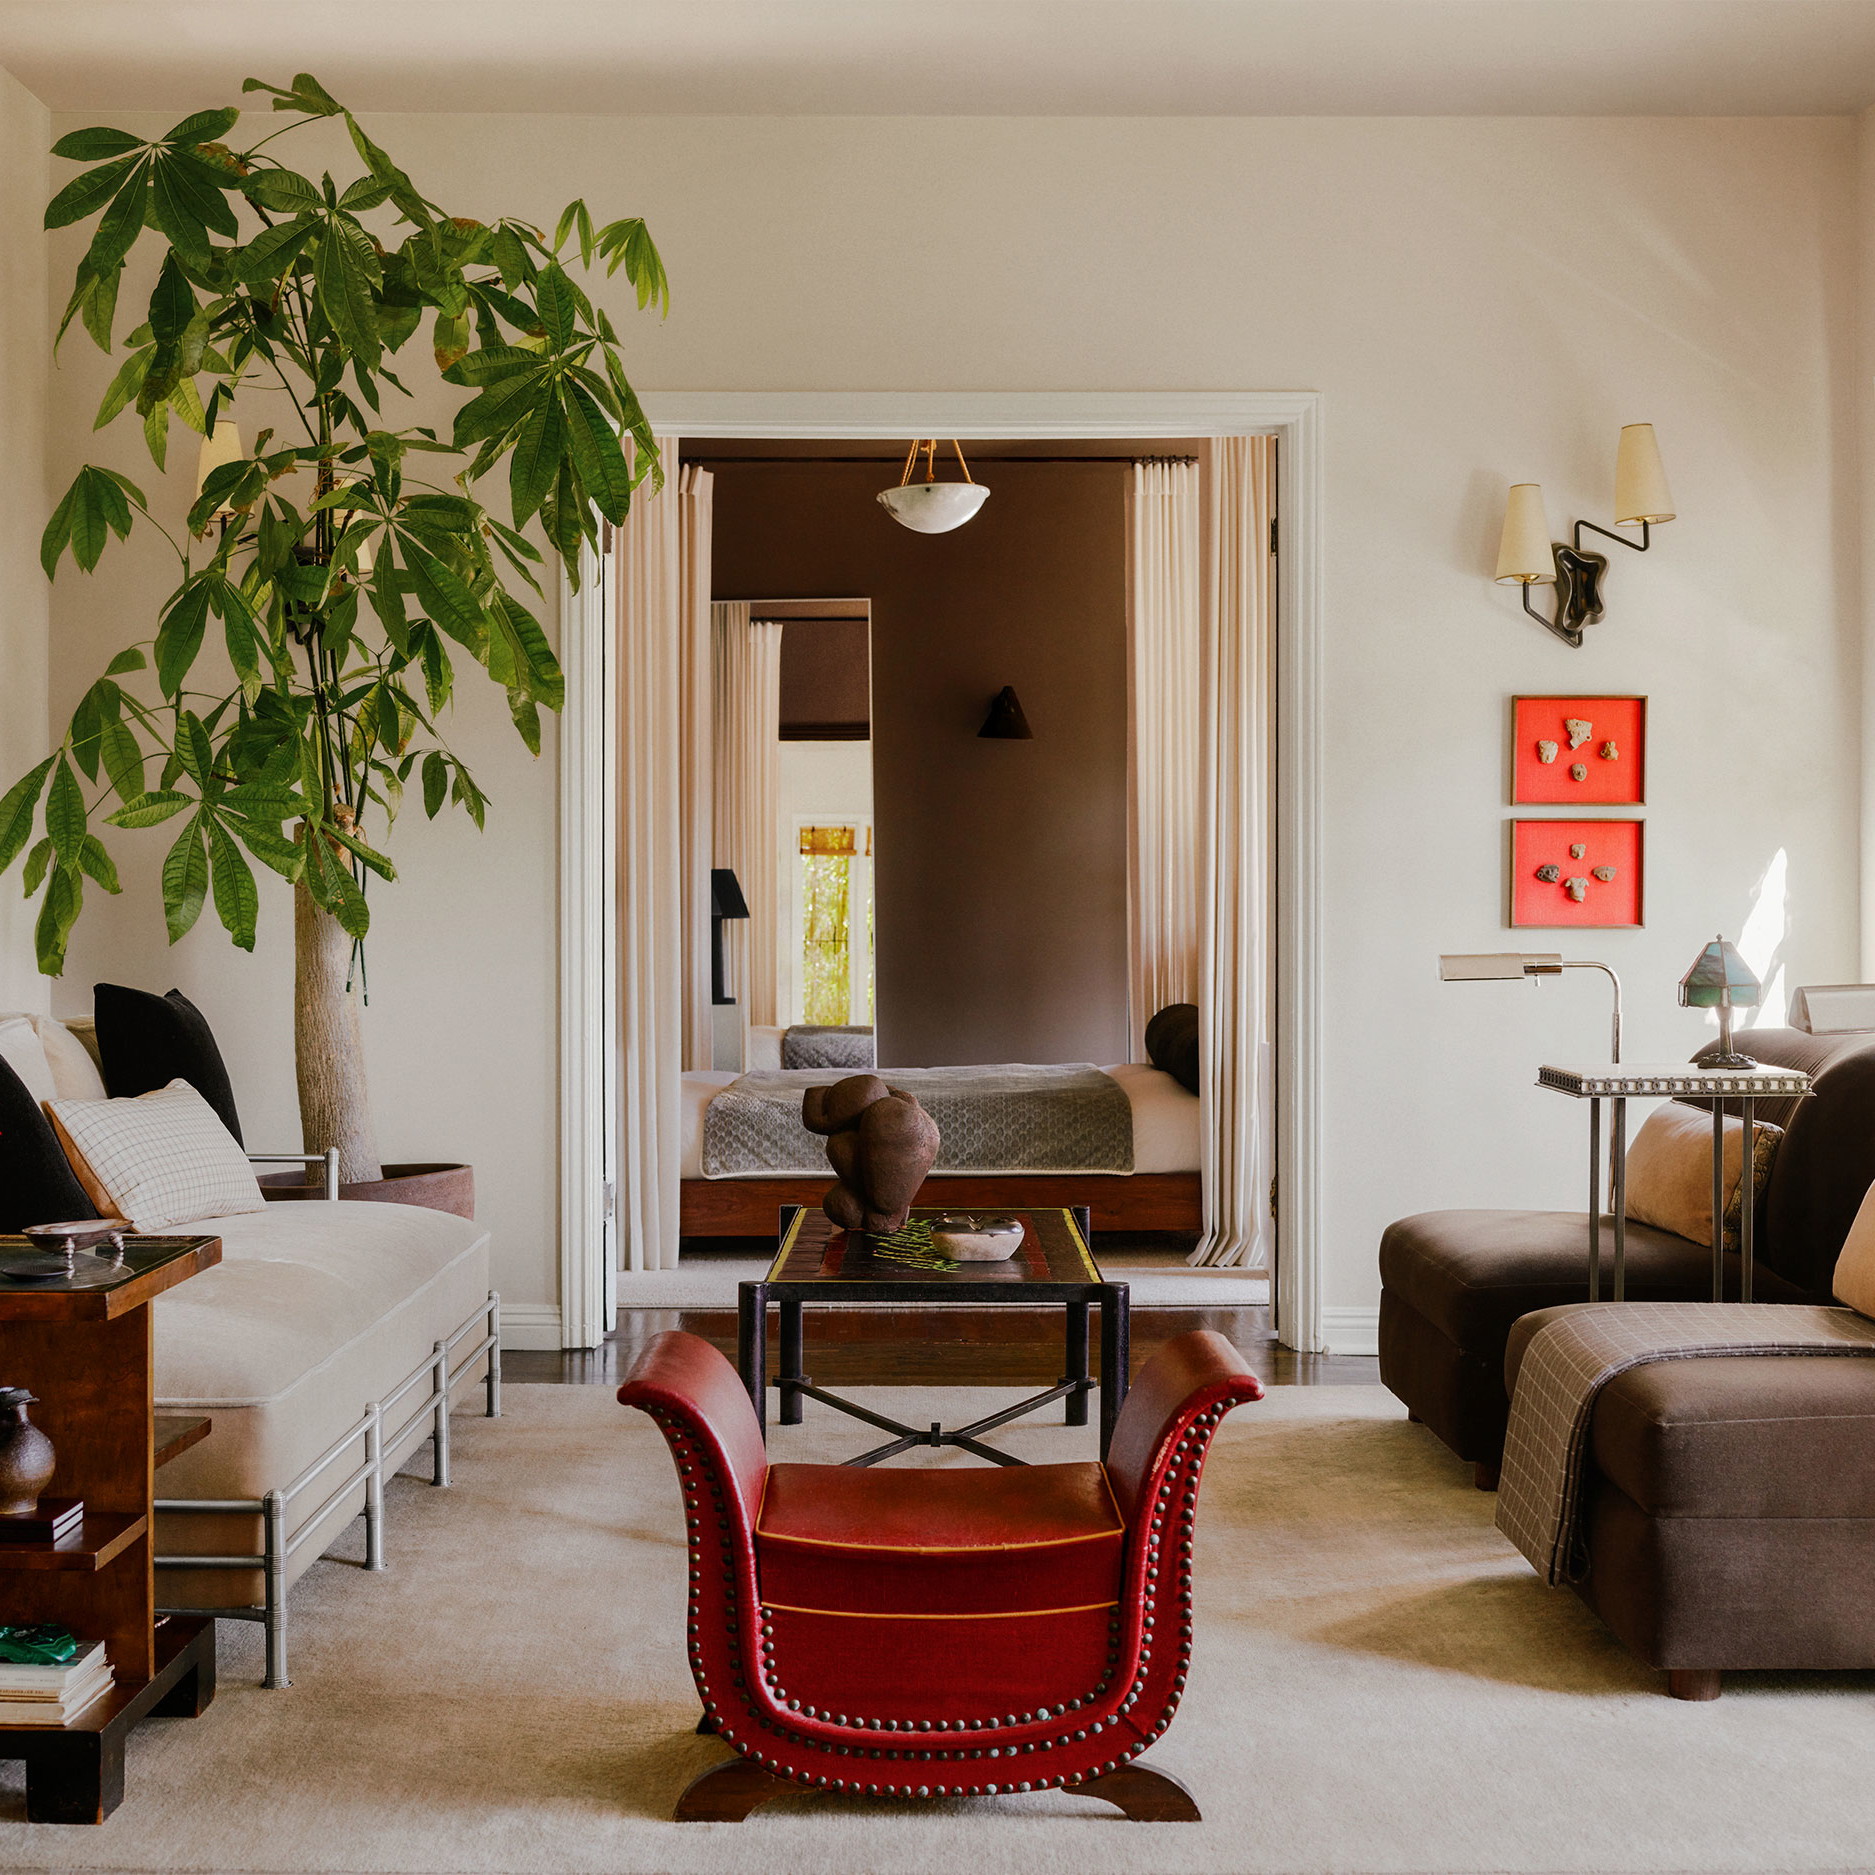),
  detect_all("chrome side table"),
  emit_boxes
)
[1537,1064,1812,1303]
